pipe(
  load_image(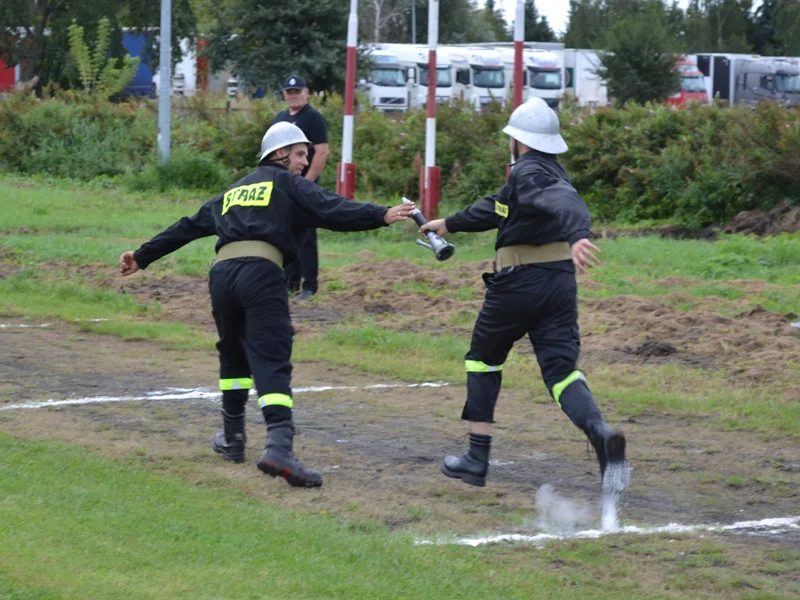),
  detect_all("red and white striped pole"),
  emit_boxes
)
[513,0,524,108]
[421,0,441,219]
[337,0,358,198]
